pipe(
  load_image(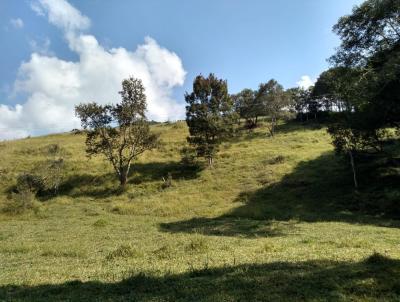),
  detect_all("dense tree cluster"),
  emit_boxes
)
[319,0,399,188]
